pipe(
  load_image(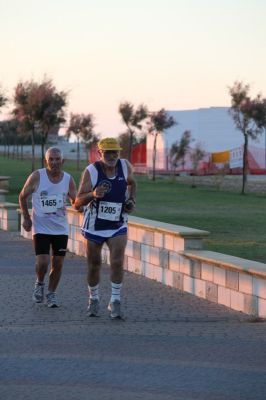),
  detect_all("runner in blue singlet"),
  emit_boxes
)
[74,138,136,319]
